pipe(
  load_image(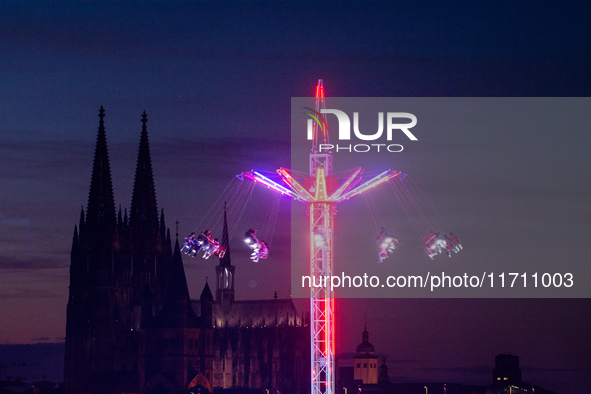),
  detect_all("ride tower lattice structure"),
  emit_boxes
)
[241,80,401,394]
